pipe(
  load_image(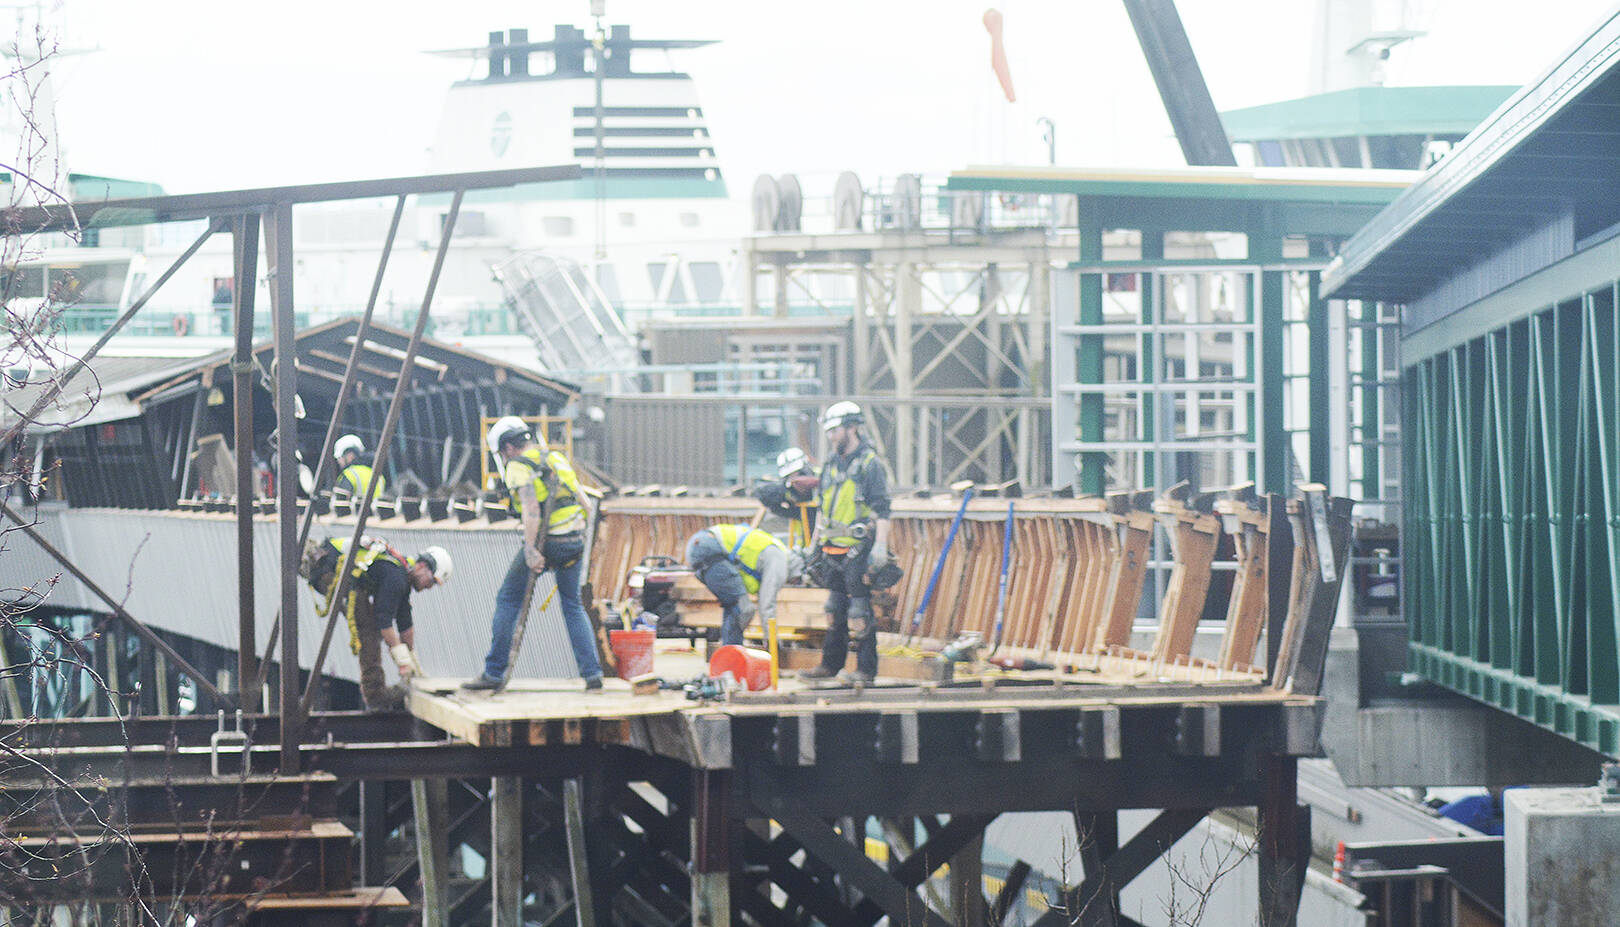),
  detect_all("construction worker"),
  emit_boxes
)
[463,416,604,691]
[333,434,386,507]
[302,535,452,710]
[801,400,893,684]
[685,523,794,646]
[754,447,820,546]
